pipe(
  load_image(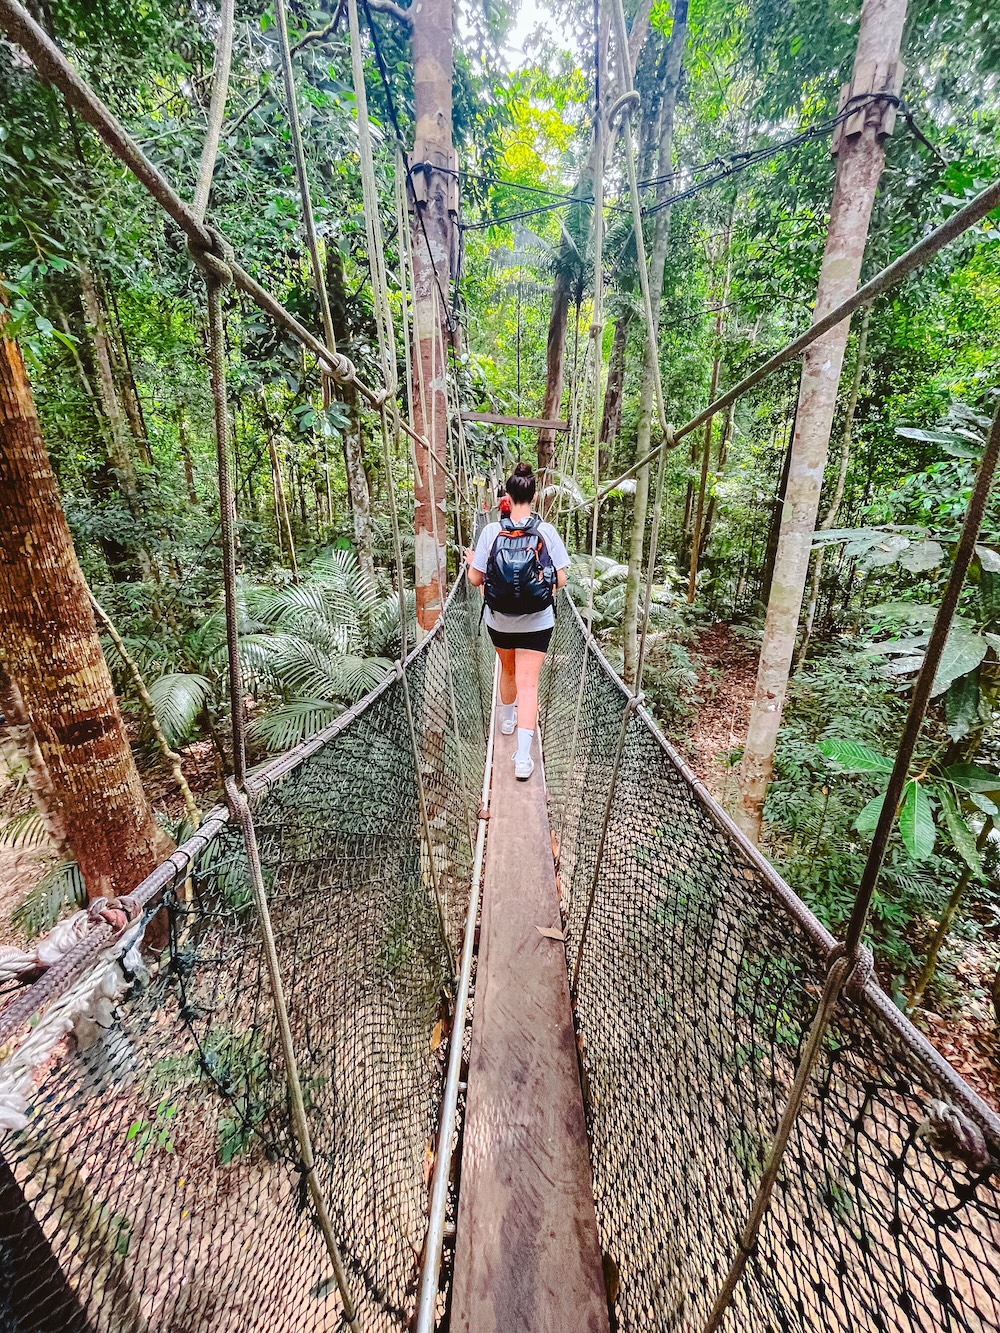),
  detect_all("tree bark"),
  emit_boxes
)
[600,311,630,452]
[700,399,734,556]
[0,303,170,899]
[794,303,871,672]
[410,0,454,633]
[759,420,794,610]
[537,268,572,483]
[622,0,688,686]
[735,0,907,843]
